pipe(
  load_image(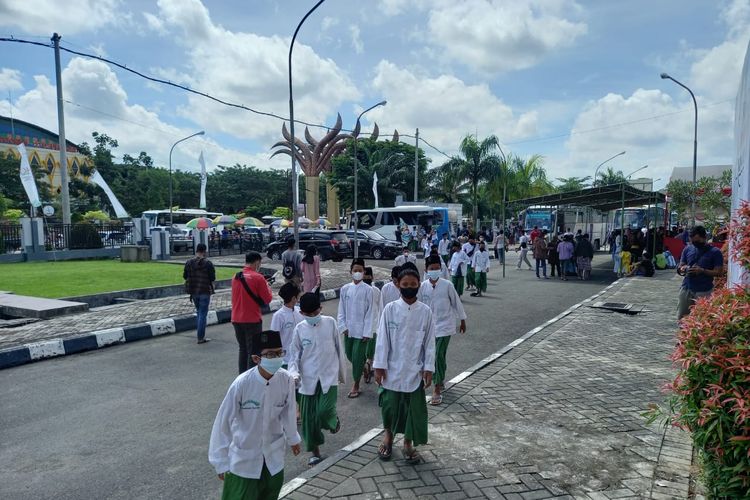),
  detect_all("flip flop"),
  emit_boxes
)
[402,446,421,464]
[363,361,373,384]
[308,456,322,467]
[330,417,341,434]
[430,393,443,406]
[347,390,361,399]
[378,442,392,461]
